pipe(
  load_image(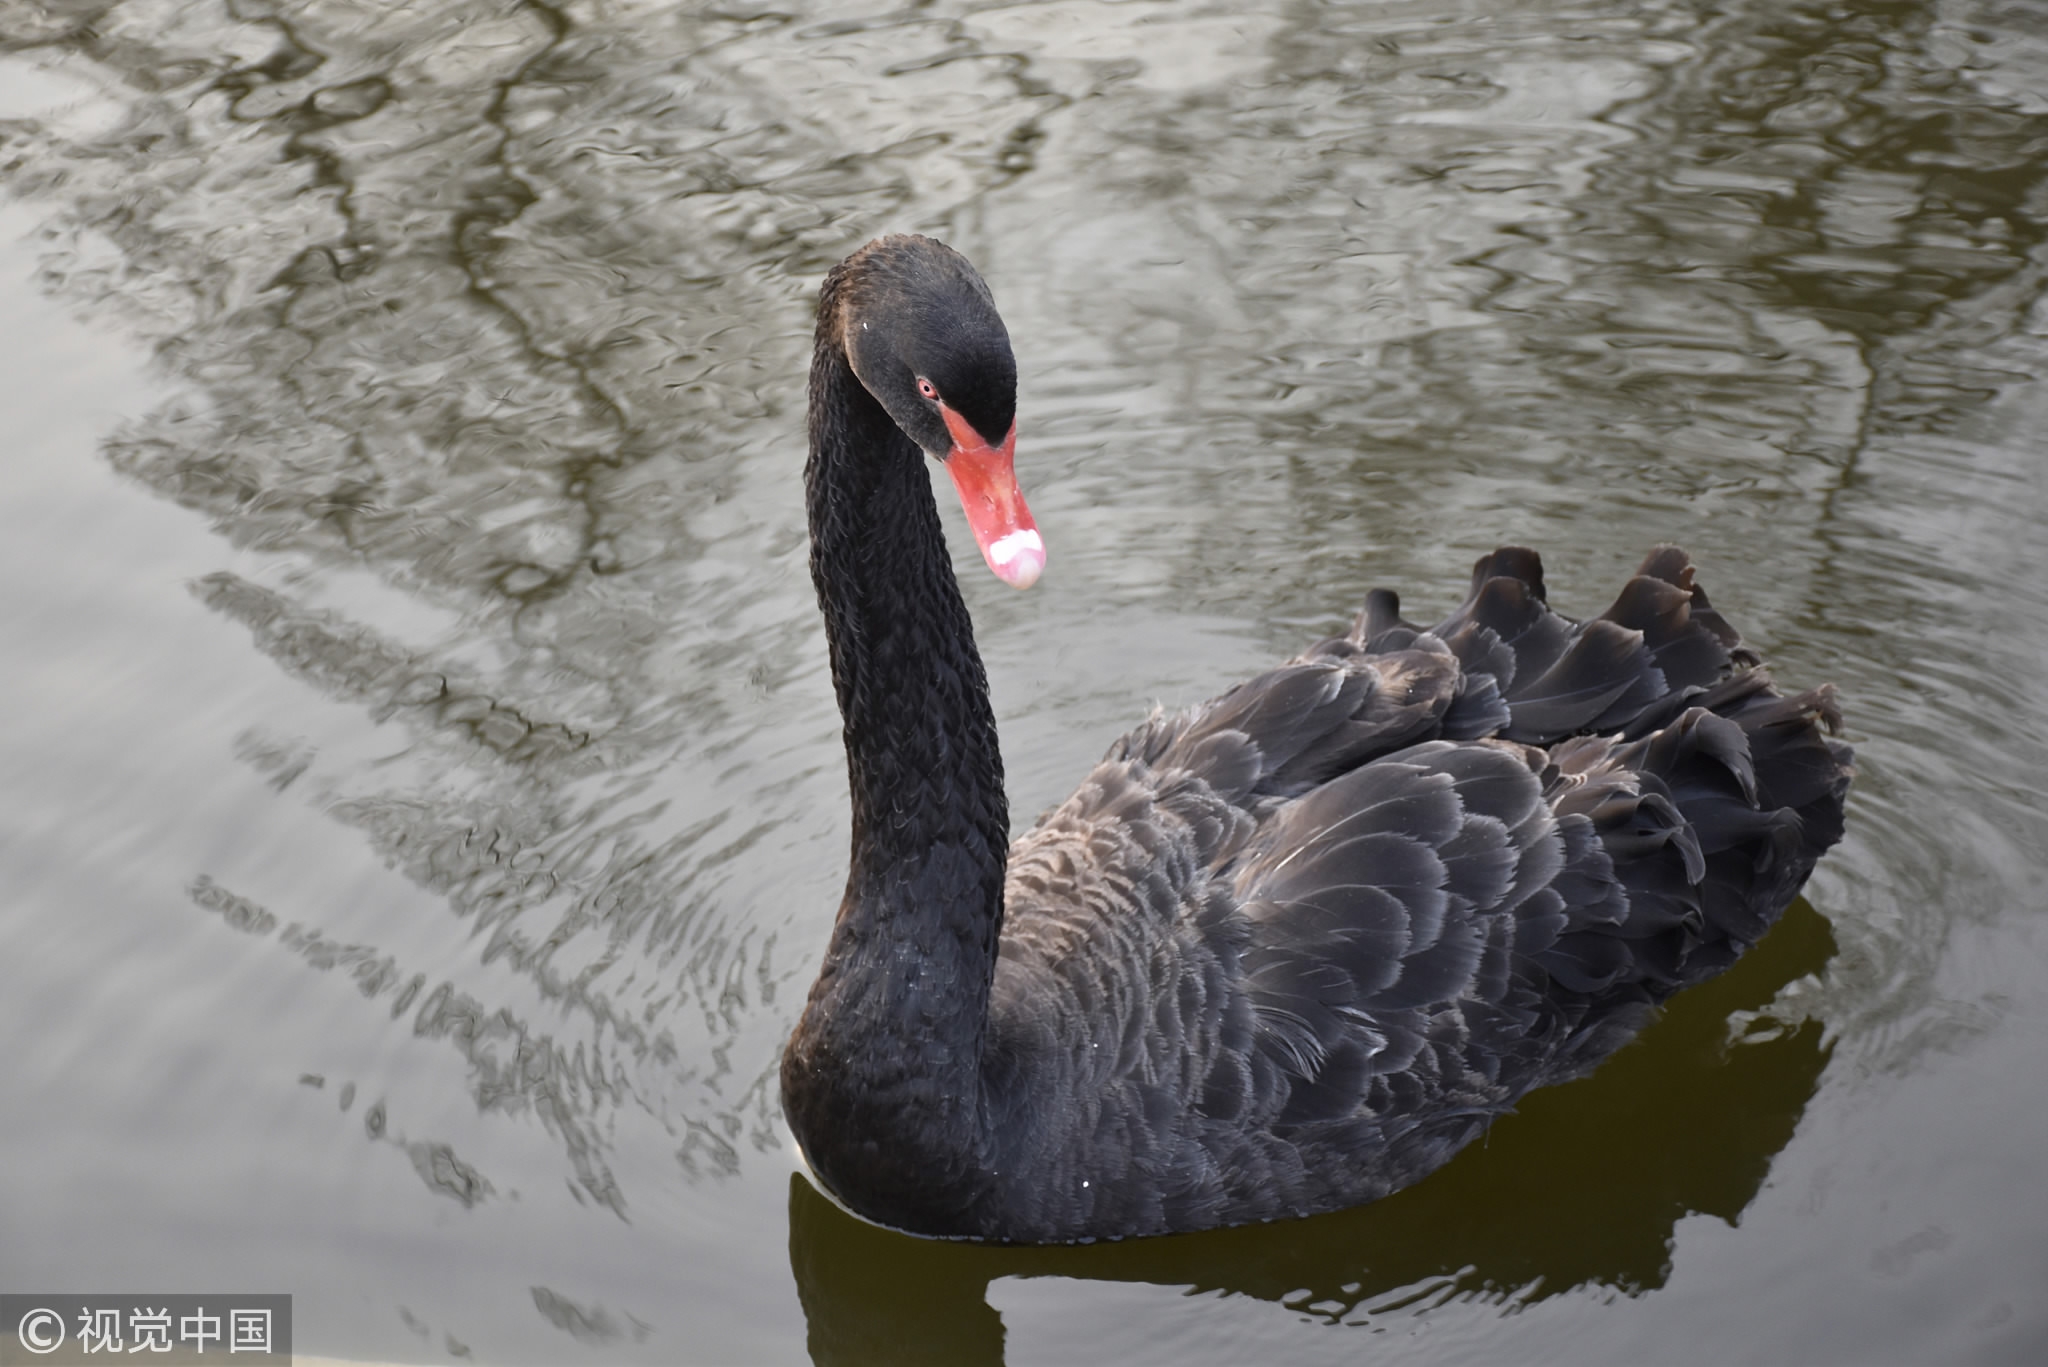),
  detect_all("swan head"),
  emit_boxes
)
[837,236,1044,590]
